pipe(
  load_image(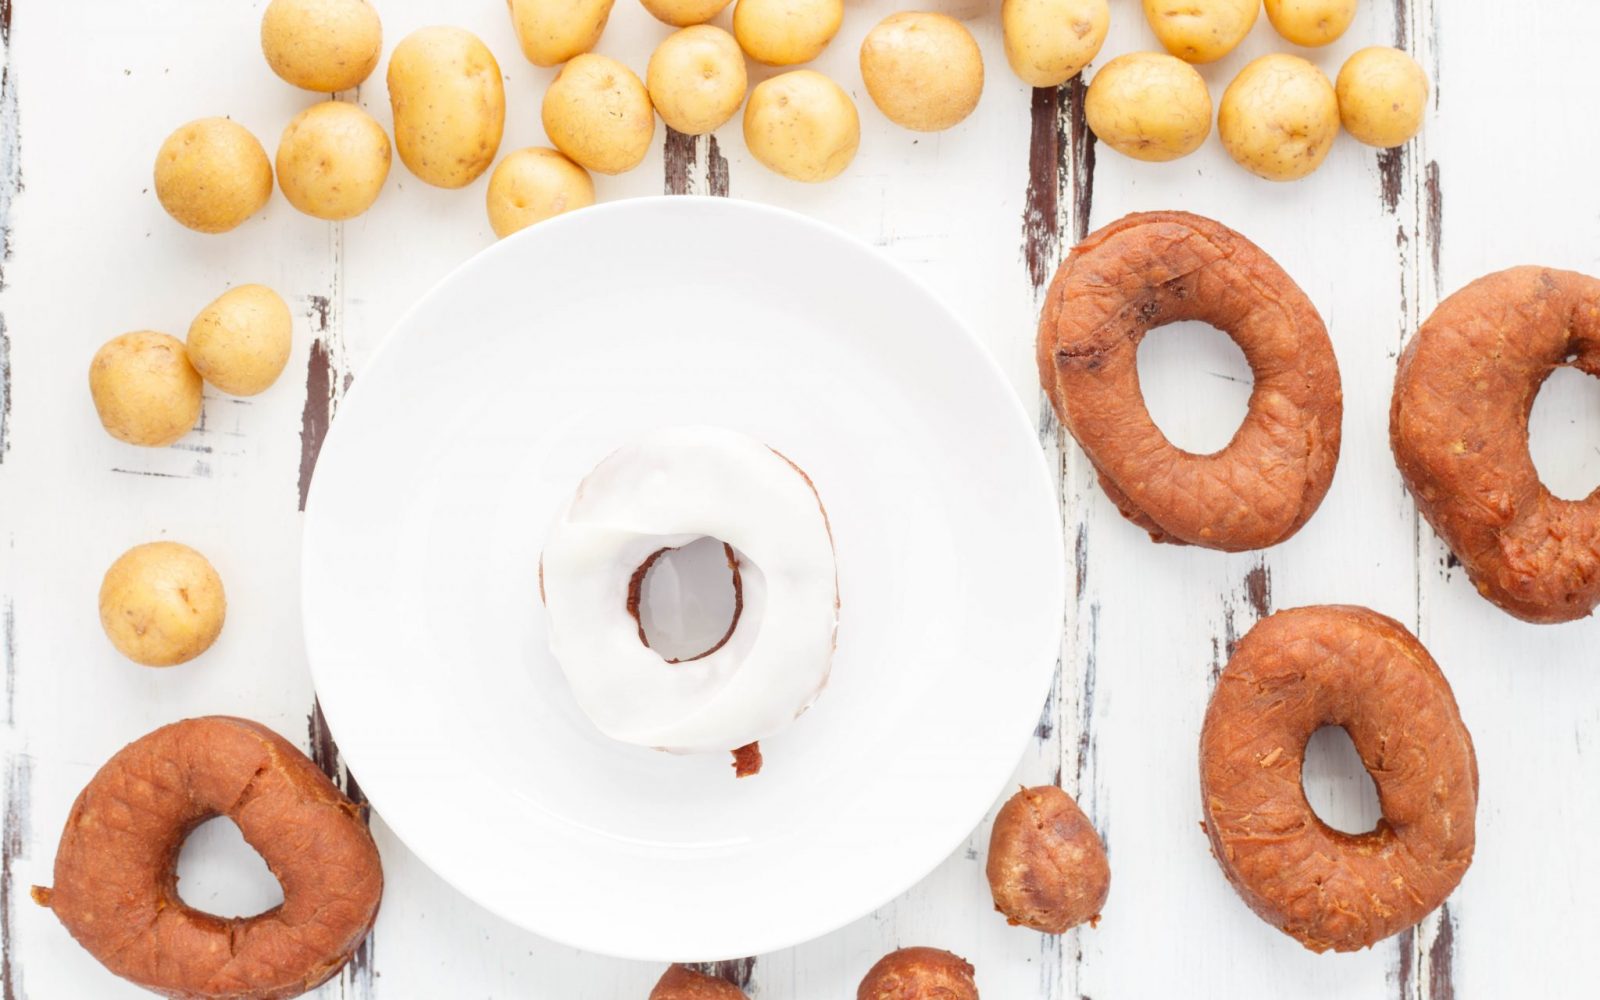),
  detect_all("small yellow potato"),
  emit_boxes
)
[1219,53,1340,181]
[742,70,858,182]
[275,101,391,221]
[506,0,616,68]
[154,118,273,234]
[639,0,733,28]
[1002,0,1109,89]
[1263,0,1356,47]
[733,0,844,67]
[486,148,596,238]
[387,27,505,188]
[860,12,982,133]
[99,542,226,668]
[1142,0,1258,64]
[542,54,656,176]
[647,26,747,136]
[260,0,382,92]
[1336,46,1429,149]
[88,332,203,447]
[1085,52,1212,162]
[186,285,294,396]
